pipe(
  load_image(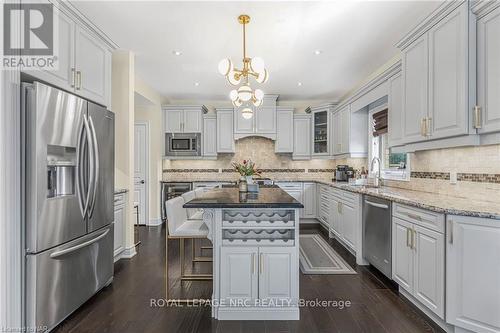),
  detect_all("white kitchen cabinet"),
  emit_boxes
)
[340,201,356,250]
[113,192,127,262]
[327,189,360,253]
[302,183,317,218]
[428,3,468,140]
[391,206,445,319]
[329,196,341,238]
[256,106,276,134]
[275,108,294,153]
[234,95,278,138]
[203,115,217,157]
[476,4,500,134]
[331,105,367,158]
[75,26,111,107]
[311,104,334,157]
[318,185,331,230]
[402,34,429,144]
[220,247,258,303]
[259,247,298,302]
[392,217,414,293]
[292,114,311,160]
[446,215,500,333]
[234,107,254,134]
[275,183,304,218]
[388,73,404,147]
[163,106,205,133]
[216,108,235,153]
